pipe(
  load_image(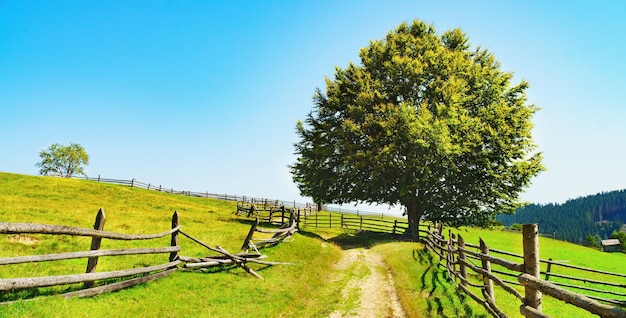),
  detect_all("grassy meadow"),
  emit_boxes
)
[0,172,345,317]
[1,172,625,317]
